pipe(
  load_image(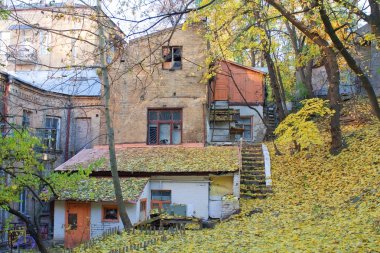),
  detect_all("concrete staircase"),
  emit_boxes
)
[240,144,272,199]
